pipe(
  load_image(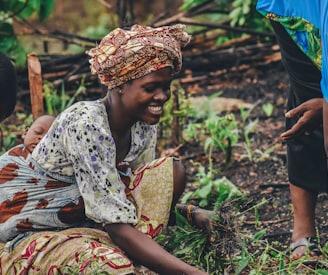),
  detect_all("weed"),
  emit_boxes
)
[158,80,195,149]
[181,161,244,208]
[238,103,276,163]
[44,78,87,115]
[185,93,239,164]
[163,196,328,274]
[160,200,243,274]
[262,103,274,117]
